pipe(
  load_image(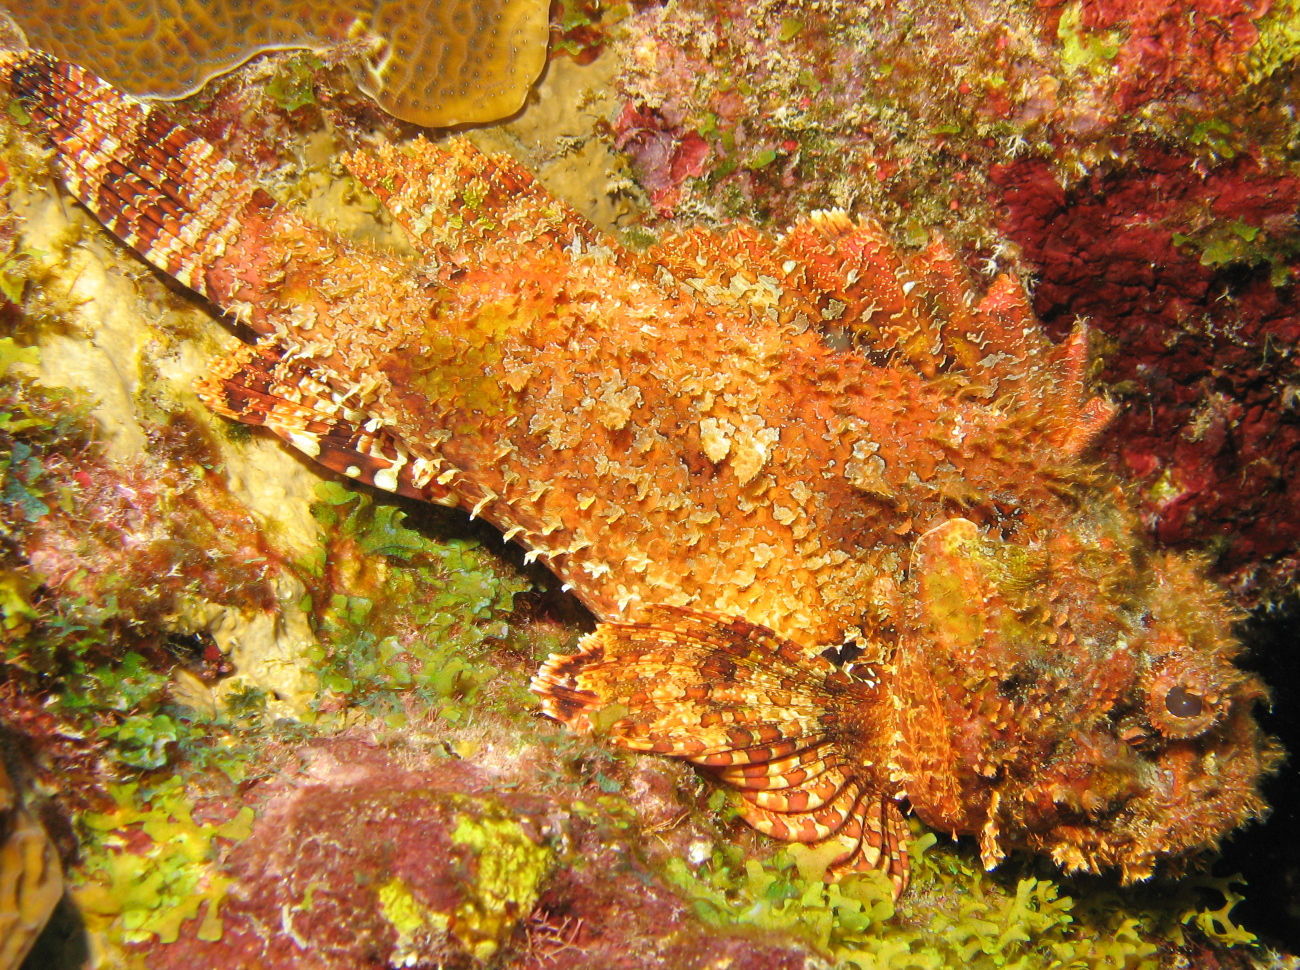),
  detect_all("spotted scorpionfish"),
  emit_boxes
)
[4,50,1280,898]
